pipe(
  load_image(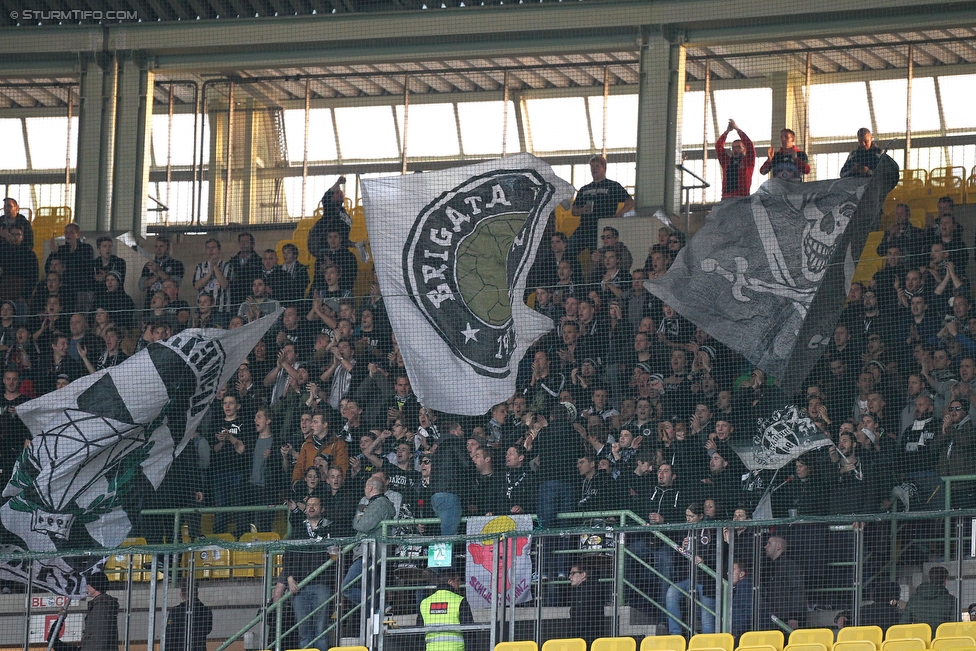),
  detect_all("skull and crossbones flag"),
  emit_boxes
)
[0,310,281,597]
[730,405,832,471]
[647,156,898,394]
[363,153,574,415]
